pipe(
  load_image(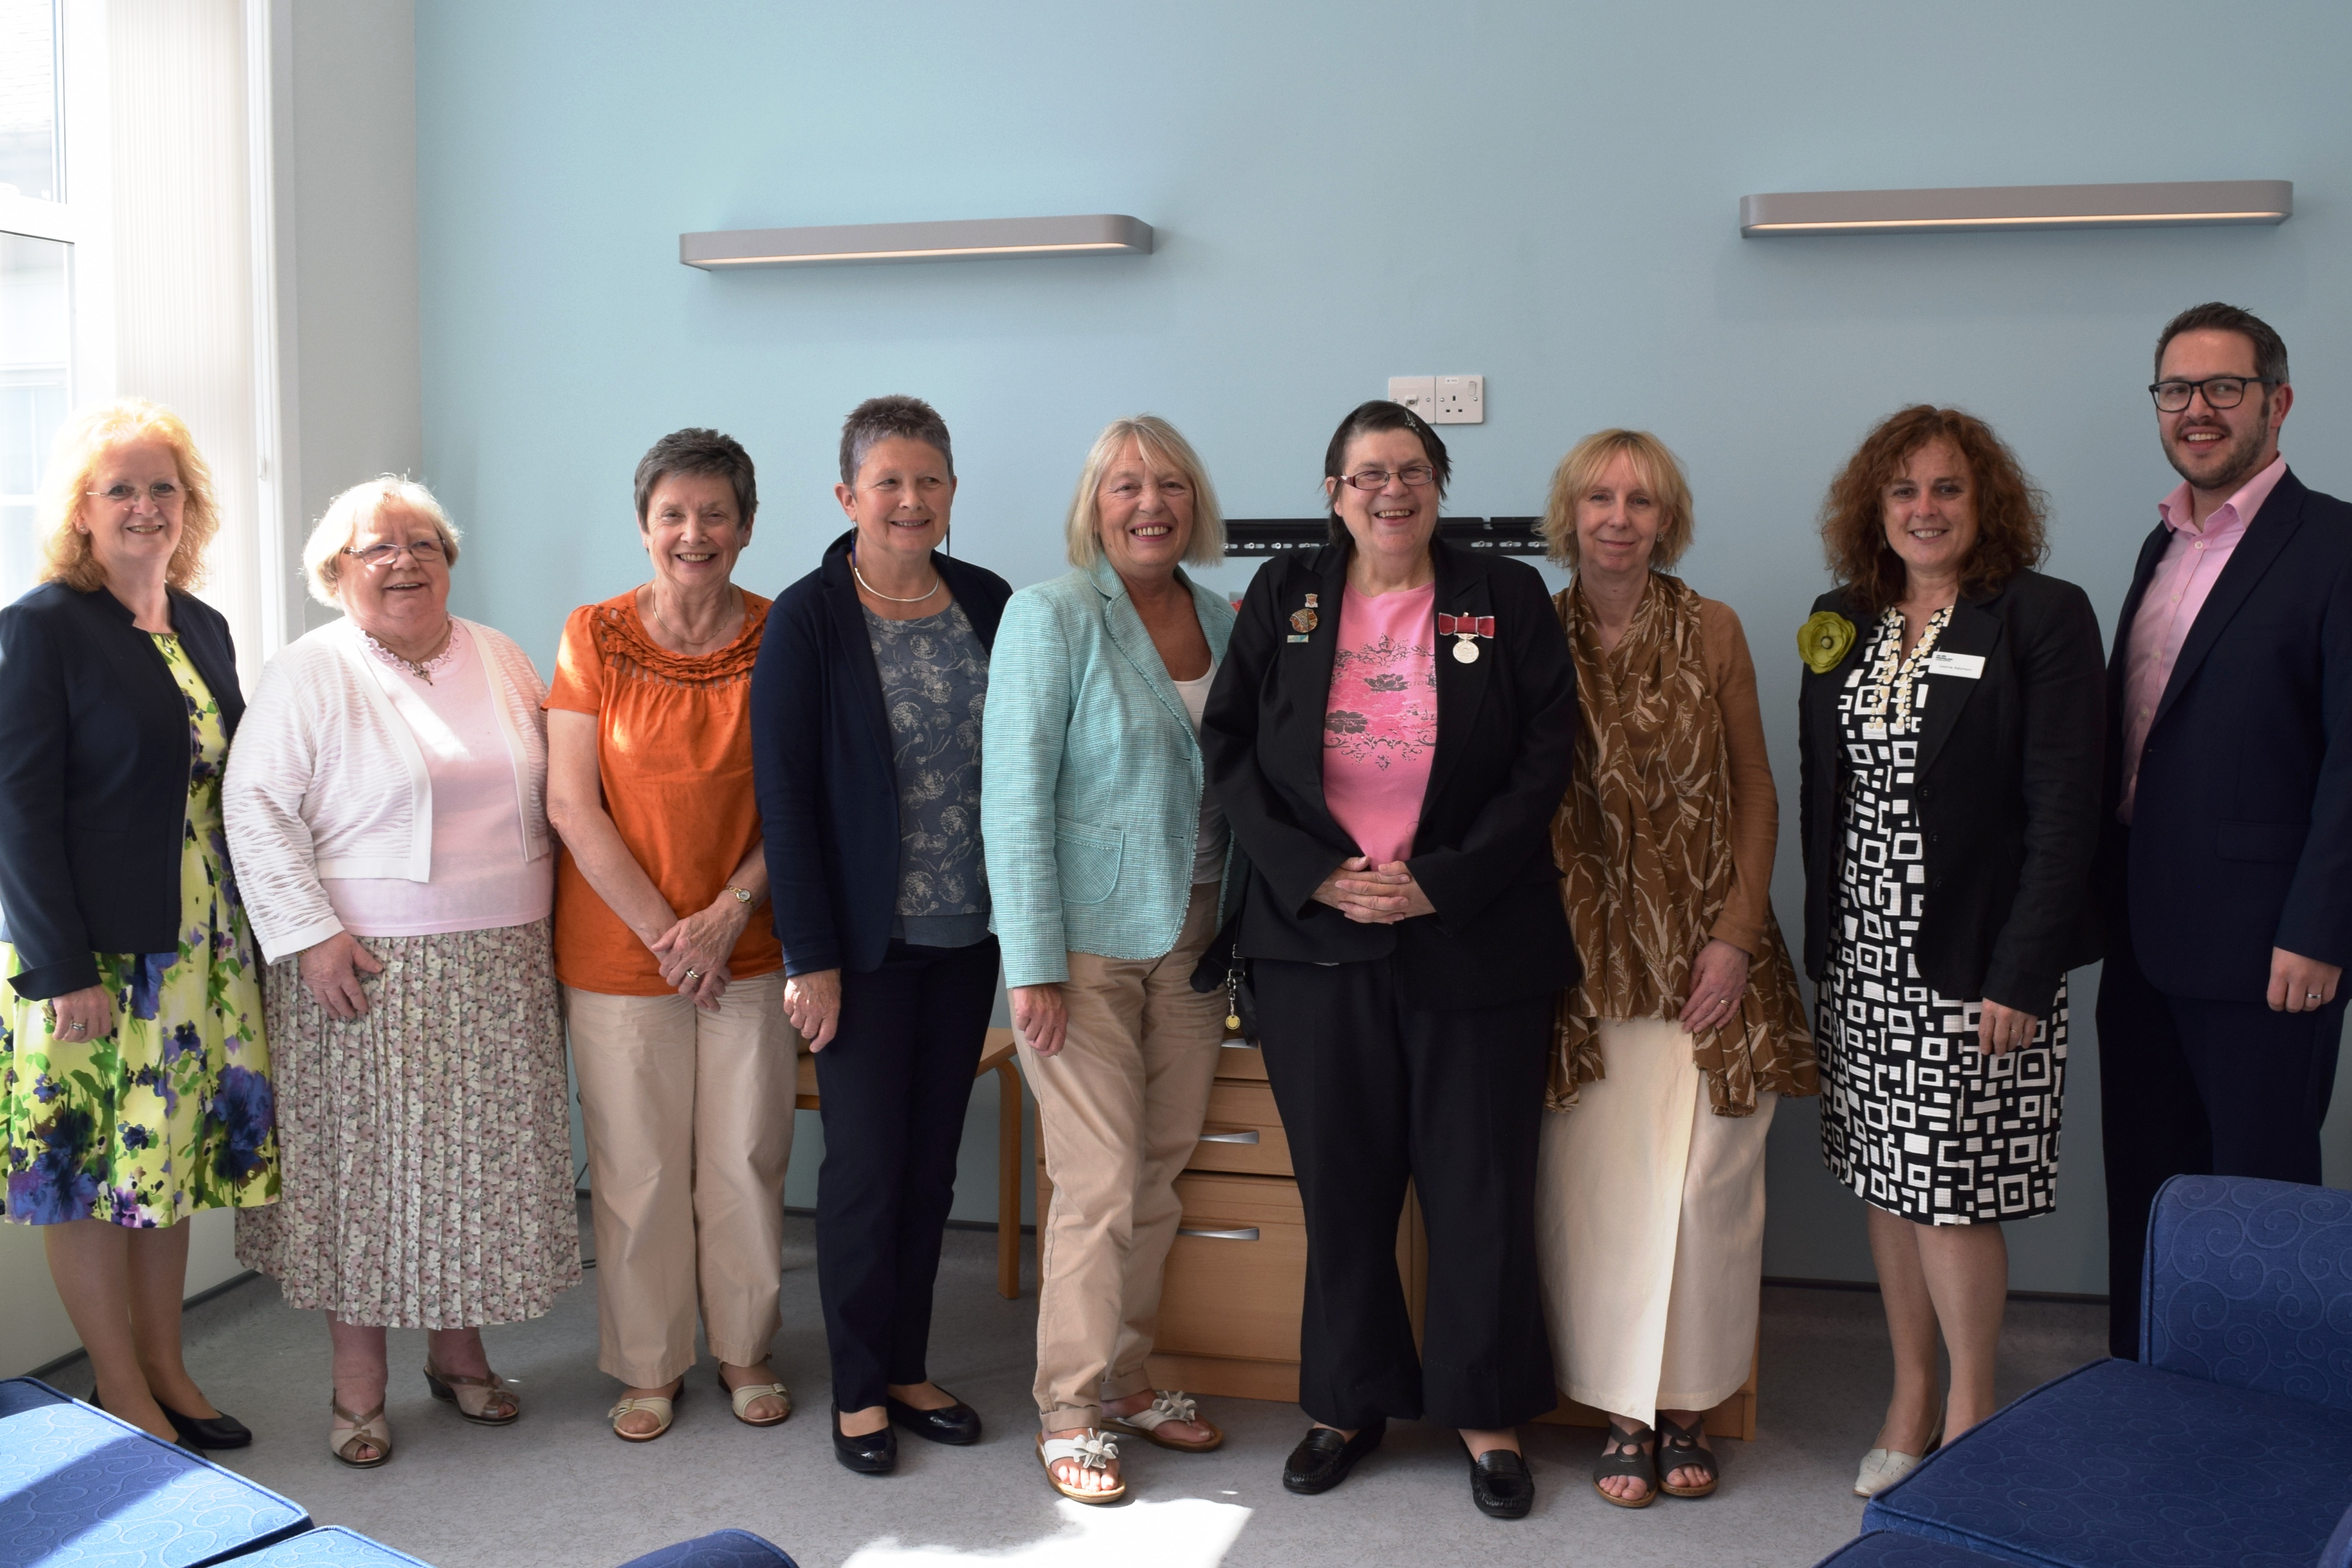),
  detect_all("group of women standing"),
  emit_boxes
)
[0,385,2103,1521]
